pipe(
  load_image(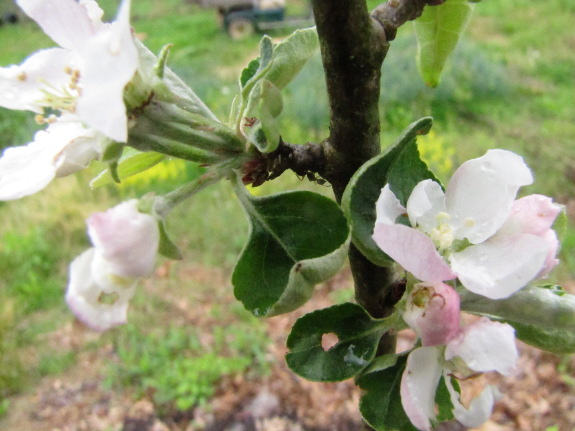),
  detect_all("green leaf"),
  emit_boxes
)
[90,148,165,189]
[460,286,575,354]
[286,303,392,382]
[232,185,350,317]
[264,27,319,90]
[240,36,273,88]
[158,221,183,260]
[414,0,475,87]
[357,354,418,431]
[243,79,283,152]
[341,117,436,266]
